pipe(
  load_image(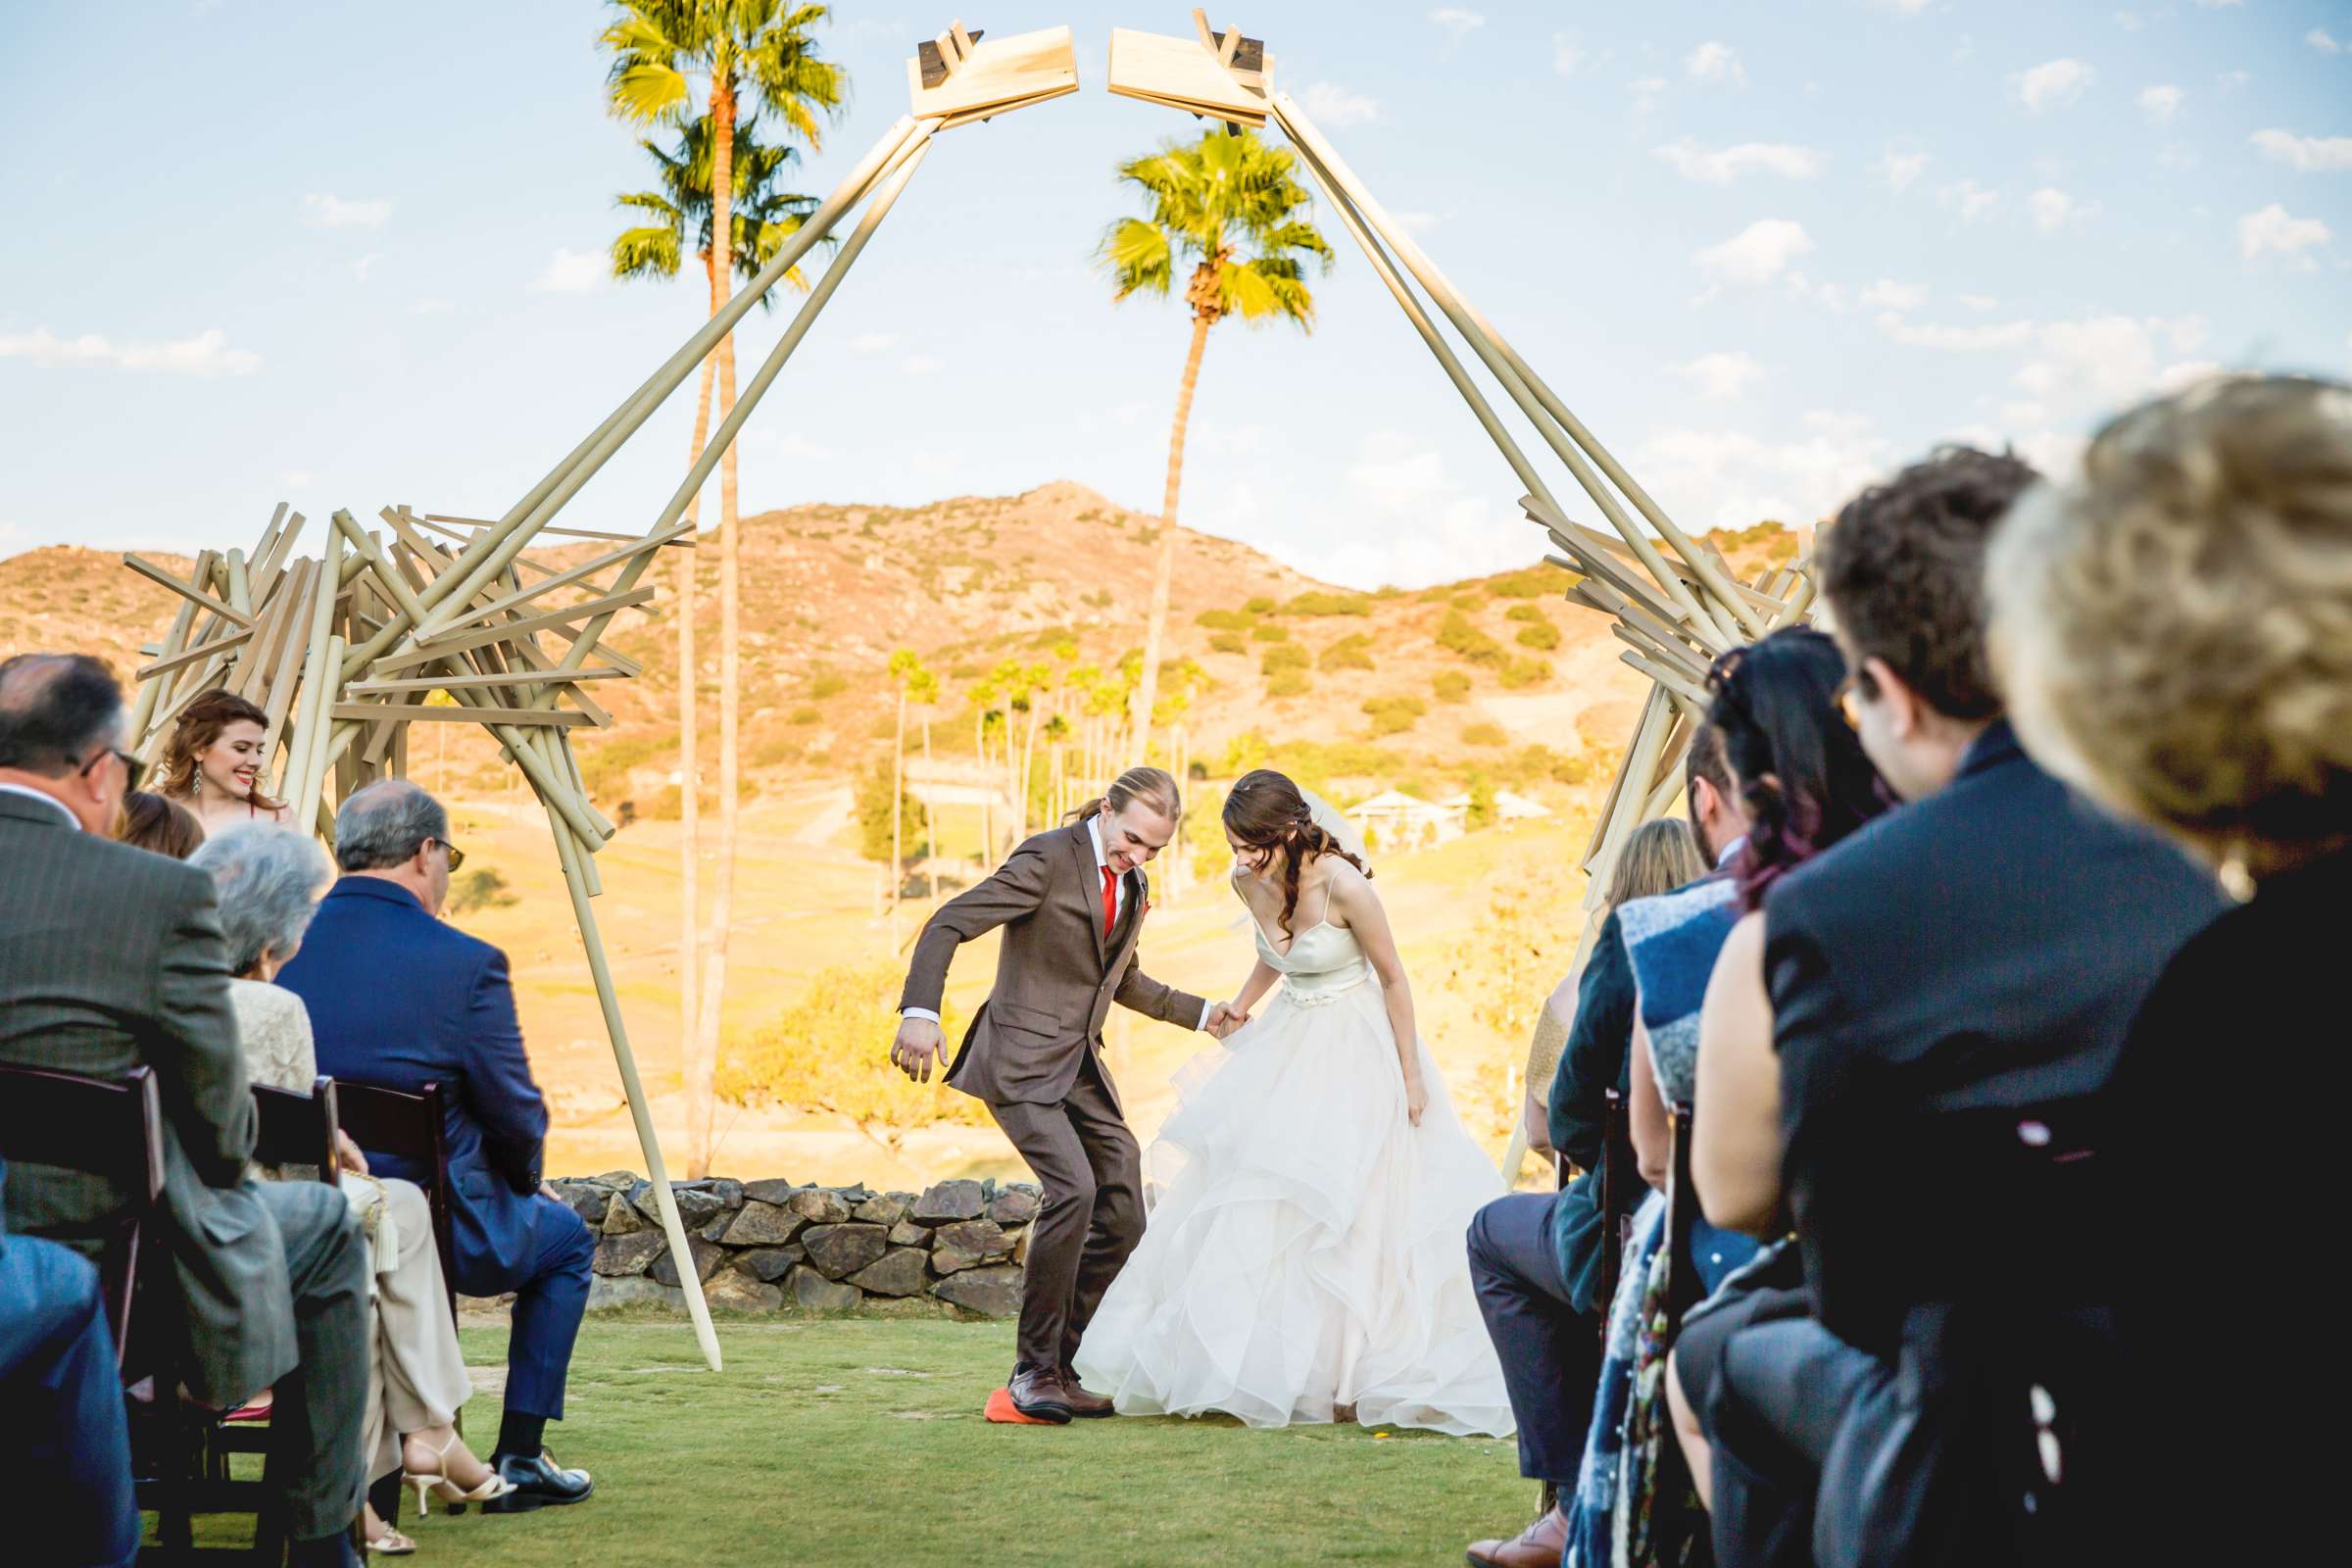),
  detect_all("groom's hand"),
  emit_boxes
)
[890,1015,949,1082]
[1205,1001,1250,1040]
